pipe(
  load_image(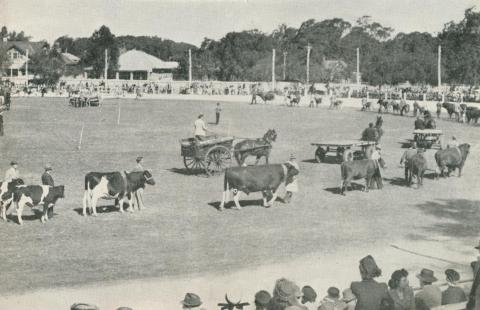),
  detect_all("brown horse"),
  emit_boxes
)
[233,129,277,166]
[251,90,275,104]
